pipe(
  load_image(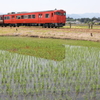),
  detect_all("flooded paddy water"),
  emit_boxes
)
[0,45,100,100]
